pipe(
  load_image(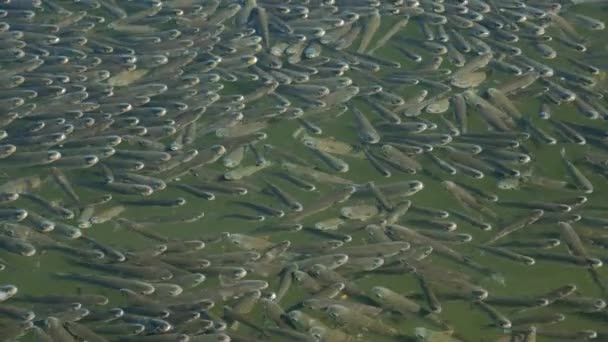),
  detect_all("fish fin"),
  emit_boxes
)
[588,269,608,296]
